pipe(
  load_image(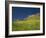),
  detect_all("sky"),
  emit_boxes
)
[12,7,40,20]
